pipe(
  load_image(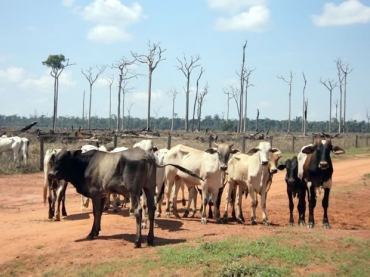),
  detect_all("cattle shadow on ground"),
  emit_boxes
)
[75,233,186,247]
[65,212,90,221]
[155,218,184,232]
